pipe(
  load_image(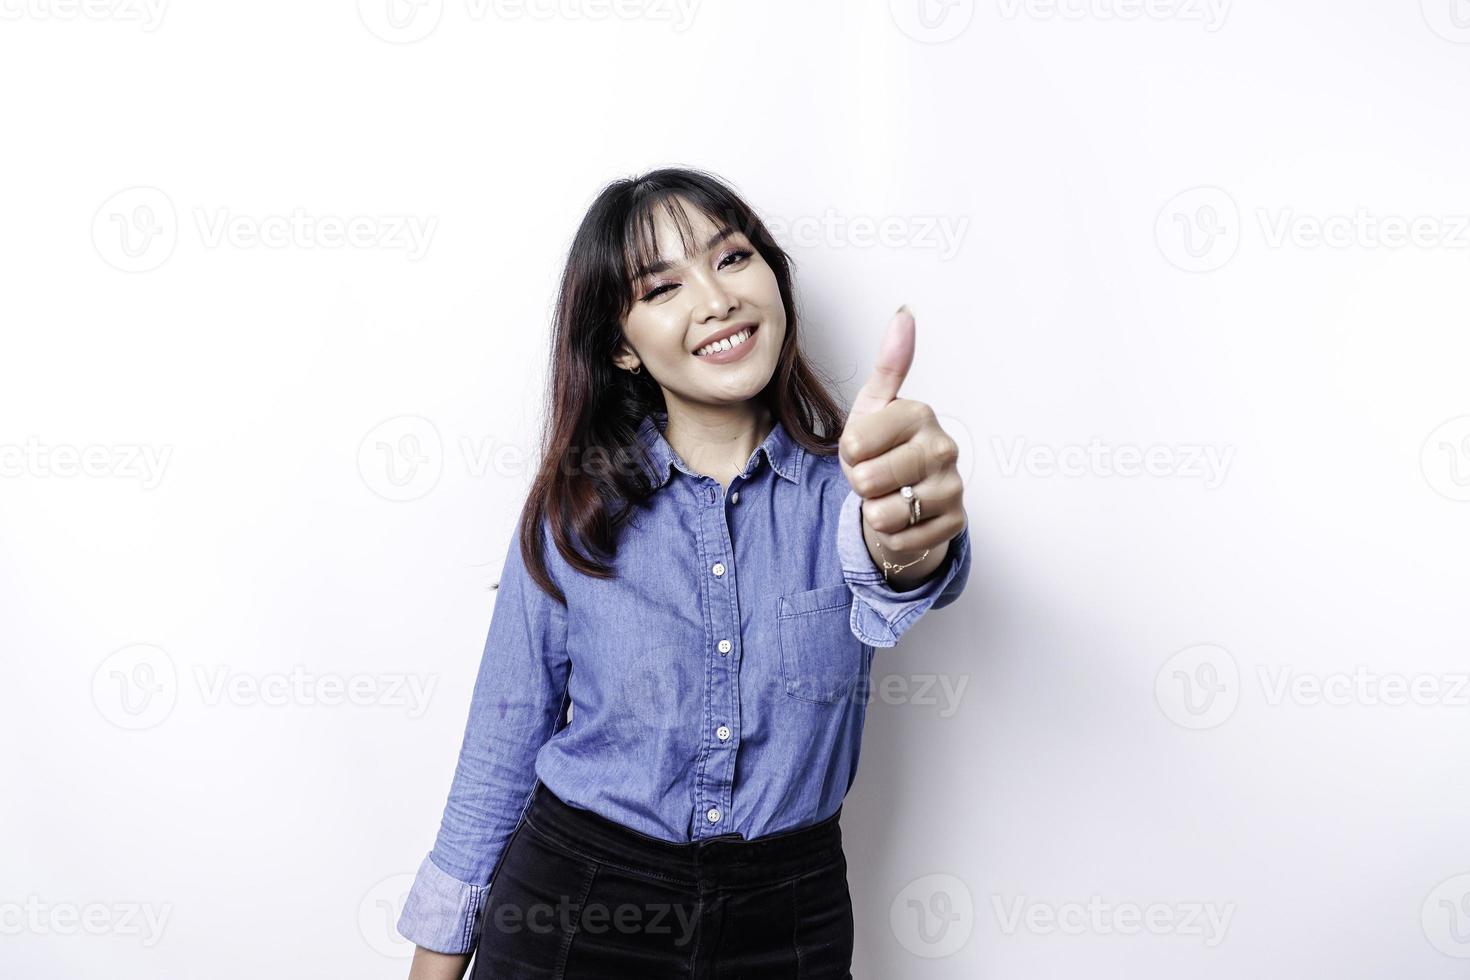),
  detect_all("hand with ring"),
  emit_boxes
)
[838,306,968,587]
